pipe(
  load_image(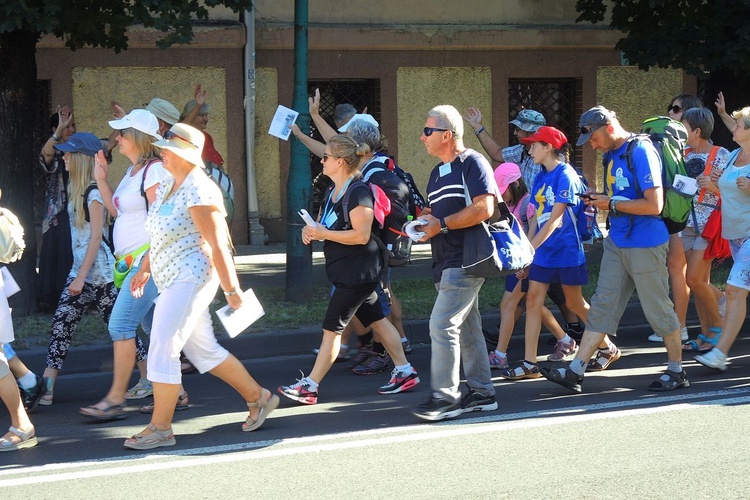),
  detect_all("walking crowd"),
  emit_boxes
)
[1,85,749,452]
